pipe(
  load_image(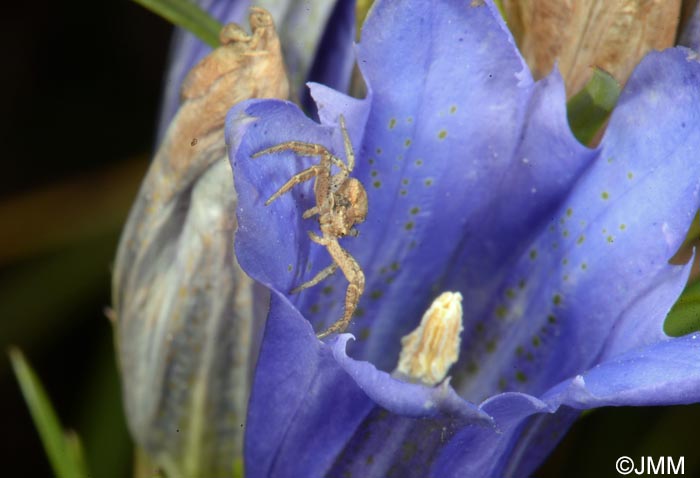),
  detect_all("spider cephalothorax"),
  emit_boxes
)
[253,116,366,338]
